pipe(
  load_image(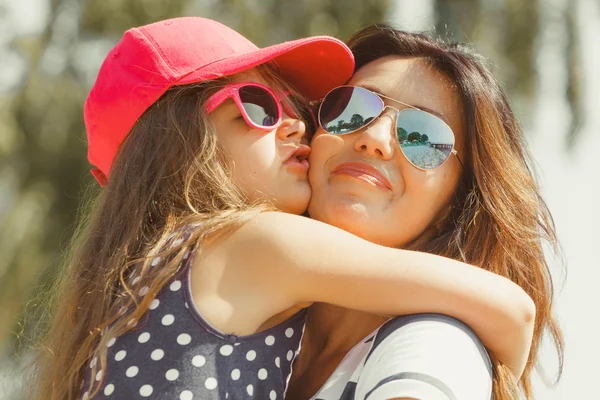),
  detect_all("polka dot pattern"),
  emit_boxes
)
[115,350,126,361]
[162,314,175,326]
[258,368,268,380]
[180,390,193,400]
[104,383,115,396]
[150,349,164,361]
[139,384,153,397]
[138,332,150,343]
[231,369,241,381]
[149,299,160,310]
[177,333,191,345]
[166,368,179,381]
[220,344,233,356]
[192,355,205,367]
[205,377,218,390]
[125,366,139,378]
[78,233,307,400]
